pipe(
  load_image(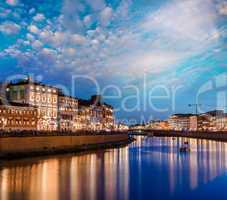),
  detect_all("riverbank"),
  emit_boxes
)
[147,130,227,142]
[0,132,133,159]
